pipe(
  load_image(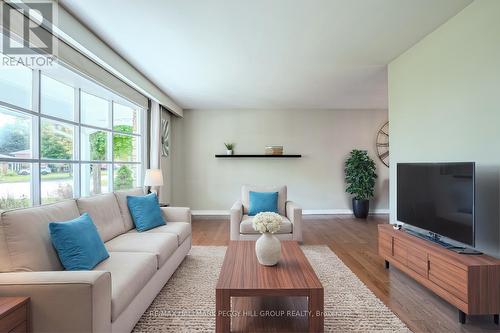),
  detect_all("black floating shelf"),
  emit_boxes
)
[215,154,302,158]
